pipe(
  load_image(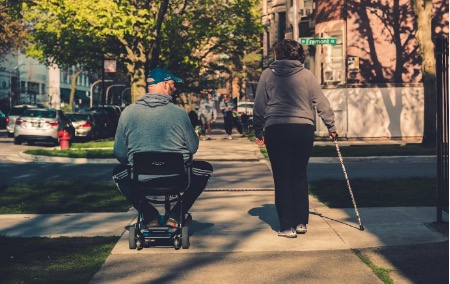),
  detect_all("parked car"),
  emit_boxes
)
[0,110,6,129]
[6,104,42,137]
[90,105,120,137]
[65,112,101,141]
[102,104,122,119]
[237,102,254,116]
[14,108,75,146]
